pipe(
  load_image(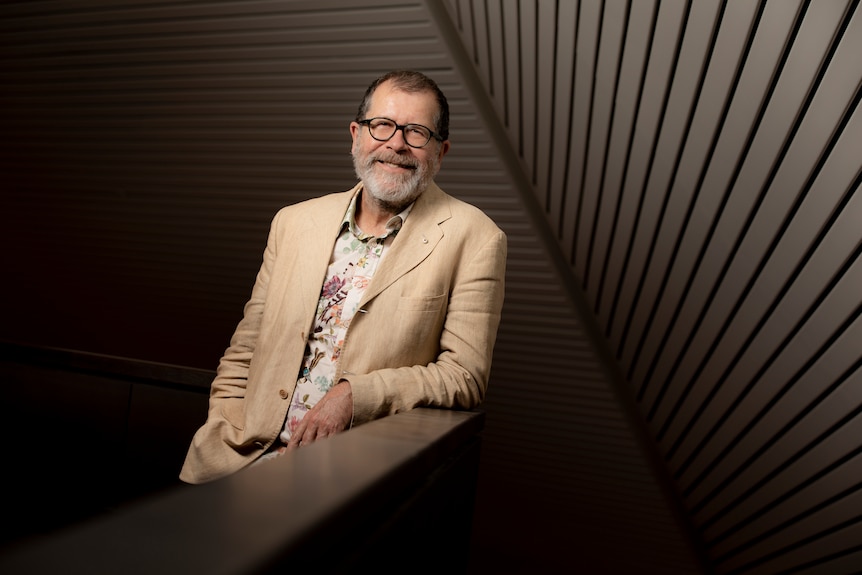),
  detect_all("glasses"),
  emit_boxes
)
[357,117,443,148]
